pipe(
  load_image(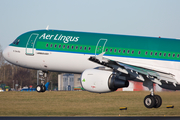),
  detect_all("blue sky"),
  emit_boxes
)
[0,0,180,50]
